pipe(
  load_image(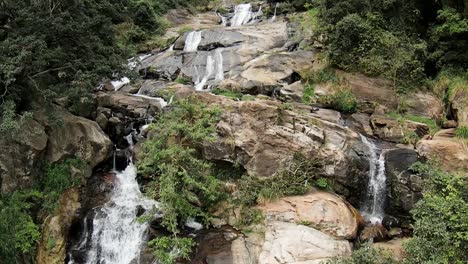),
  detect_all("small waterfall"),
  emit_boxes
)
[82,164,158,264]
[271,3,279,22]
[360,135,387,224]
[111,77,130,91]
[218,13,228,26]
[194,48,224,91]
[230,3,254,26]
[184,31,202,52]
